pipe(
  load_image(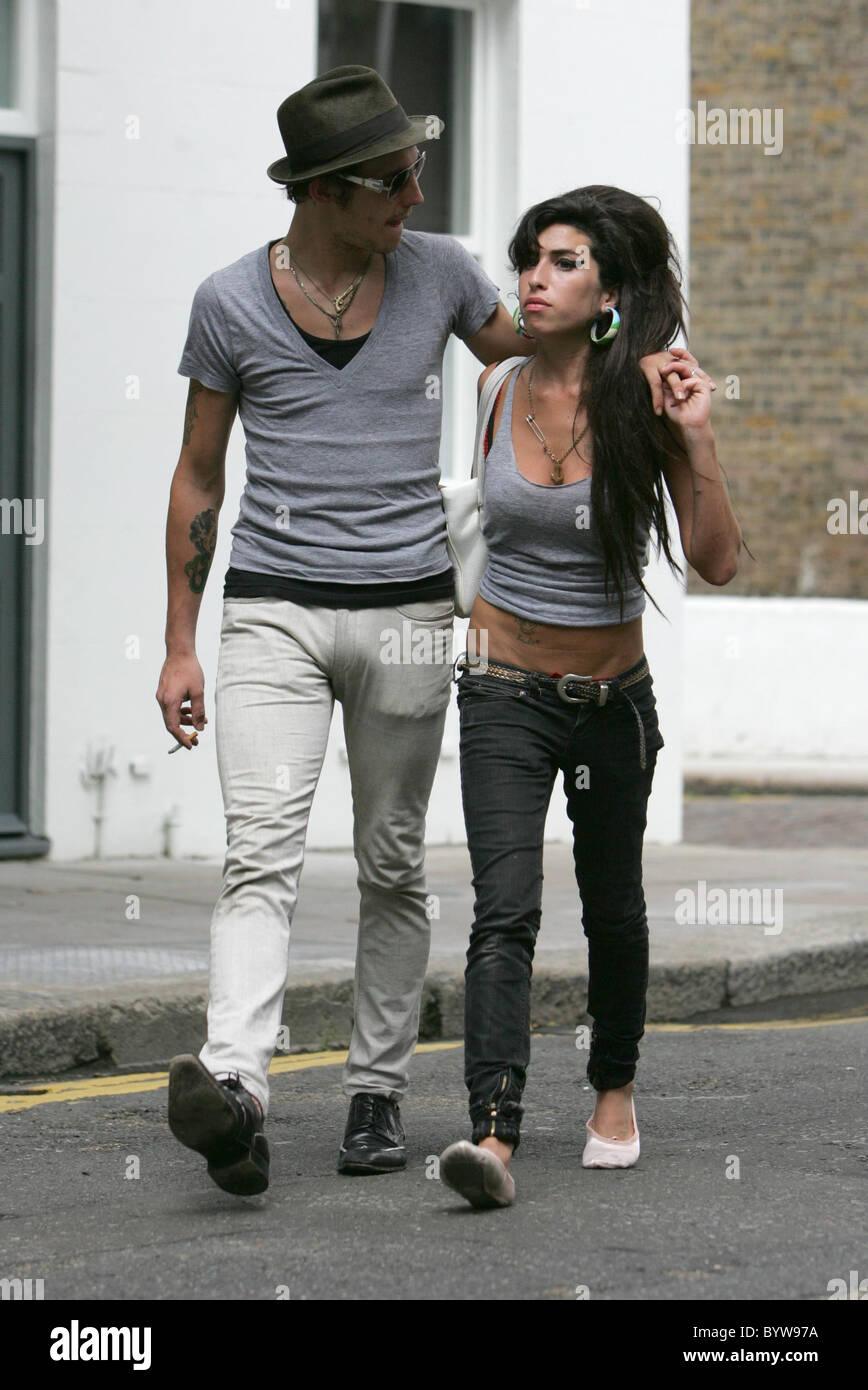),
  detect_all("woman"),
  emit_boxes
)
[439,186,743,1209]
